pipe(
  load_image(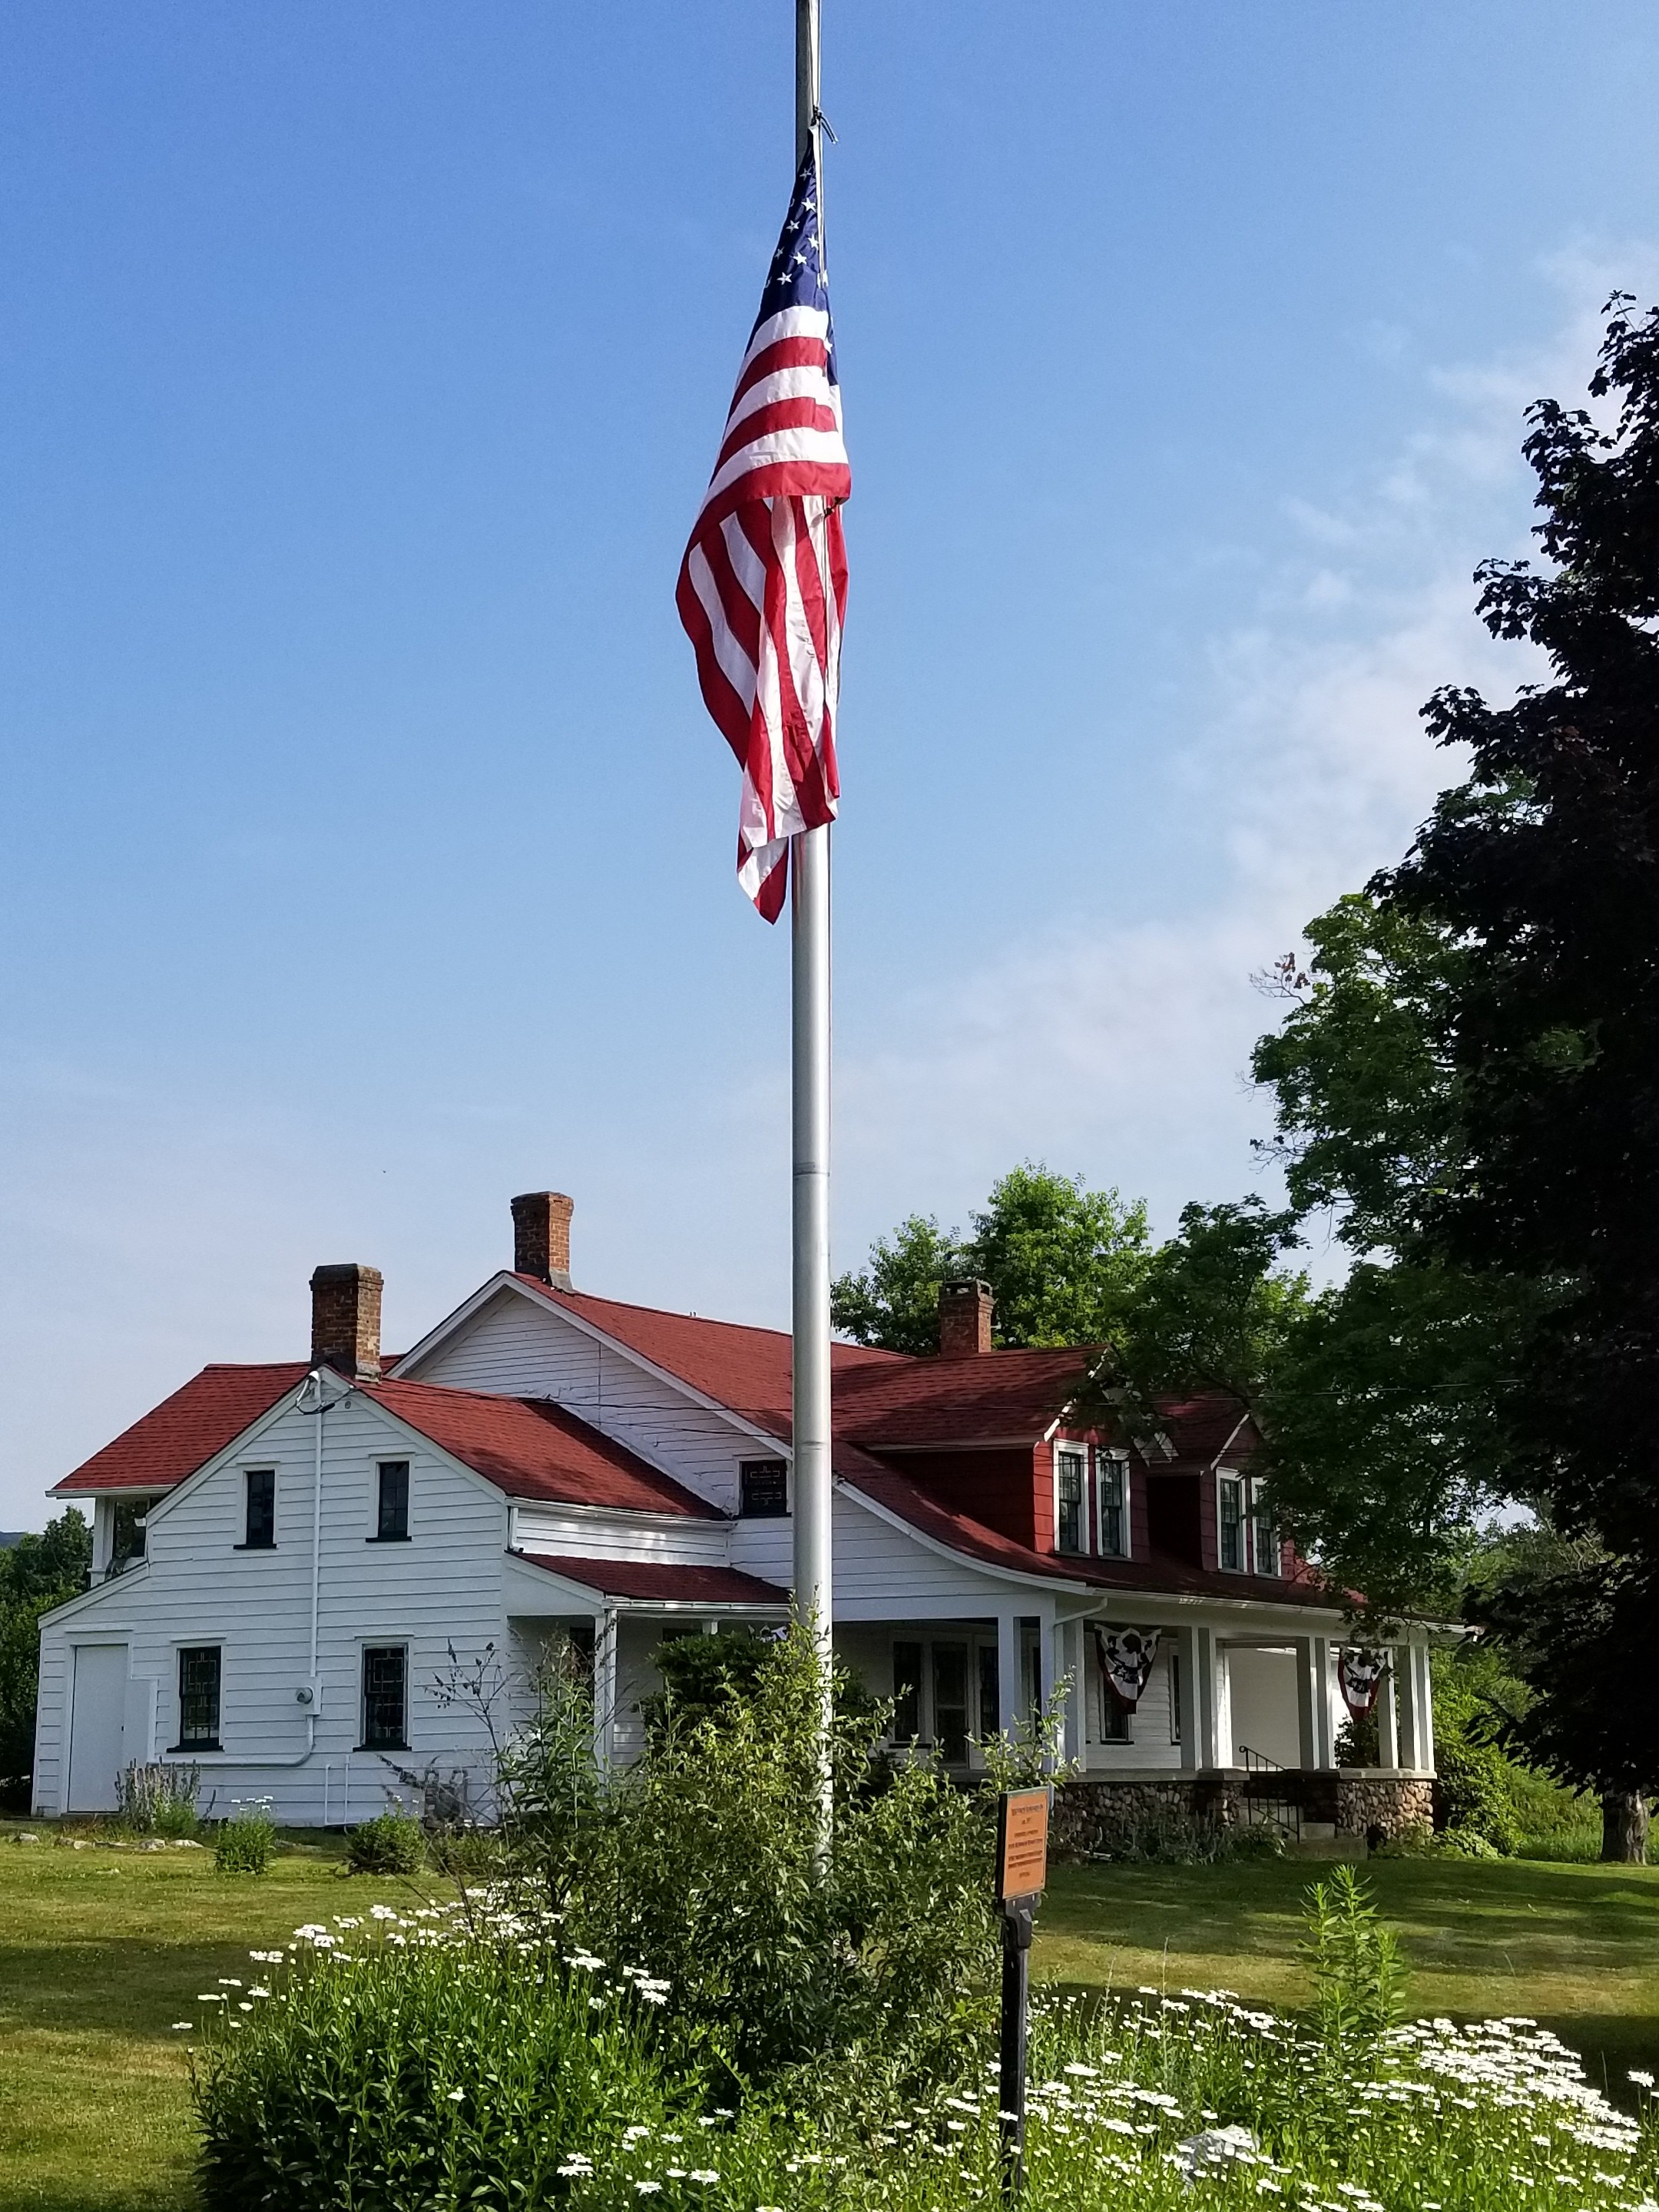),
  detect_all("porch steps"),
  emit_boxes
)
[1289,1824,1365,1860]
